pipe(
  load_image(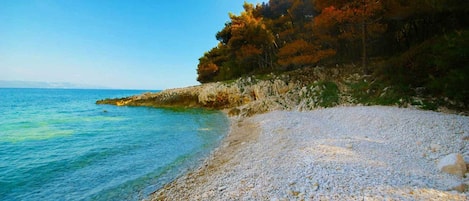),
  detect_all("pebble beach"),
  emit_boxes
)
[151,106,469,200]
